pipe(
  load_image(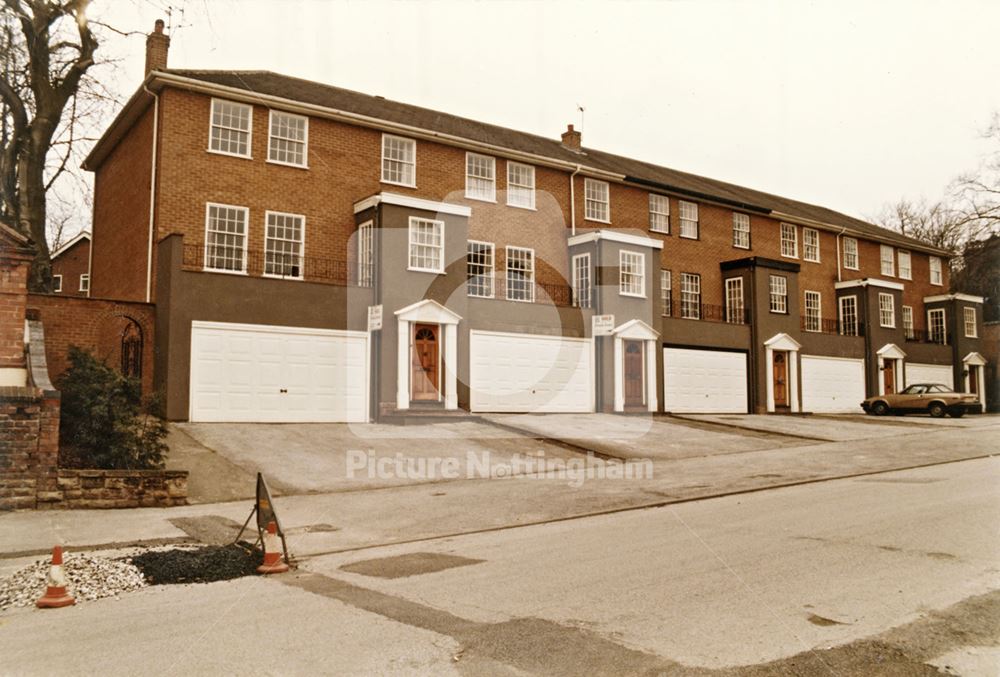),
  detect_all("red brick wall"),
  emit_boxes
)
[93,84,949,321]
[0,245,30,371]
[0,387,59,510]
[51,239,91,296]
[91,104,154,302]
[27,294,155,395]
